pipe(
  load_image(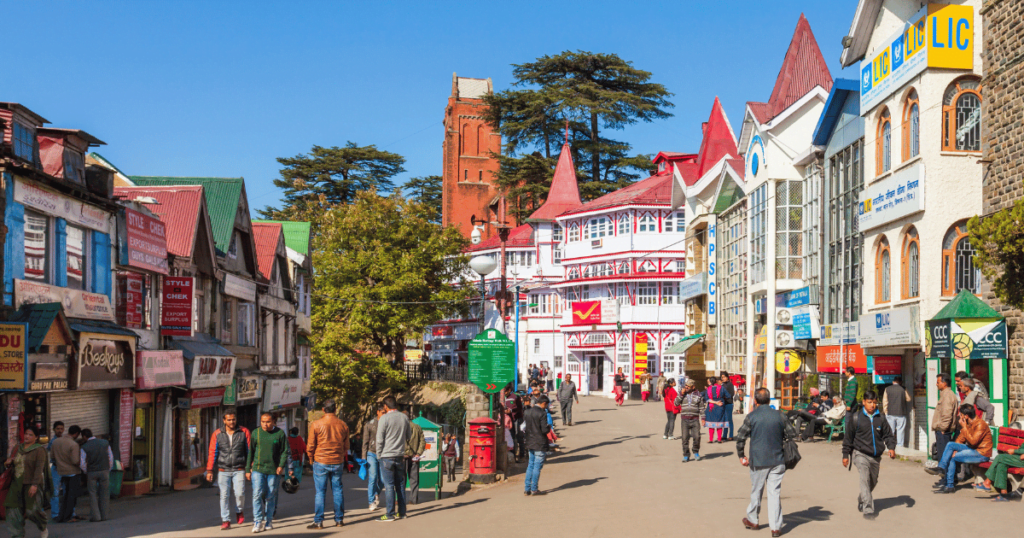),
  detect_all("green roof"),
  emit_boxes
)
[9,303,65,352]
[129,176,244,255]
[664,334,705,355]
[252,220,311,256]
[929,289,1003,321]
